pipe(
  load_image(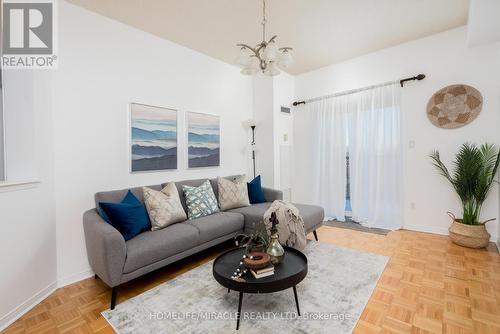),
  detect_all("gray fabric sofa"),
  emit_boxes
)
[83,177,324,309]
